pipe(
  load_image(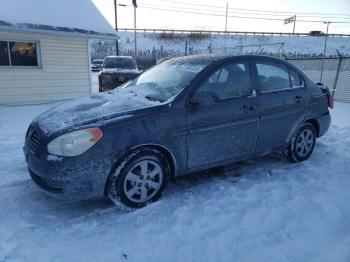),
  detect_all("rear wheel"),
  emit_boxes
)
[107,148,170,210]
[287,122,316,162]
